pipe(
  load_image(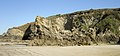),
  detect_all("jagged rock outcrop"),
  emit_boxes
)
[4,8,120,46]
